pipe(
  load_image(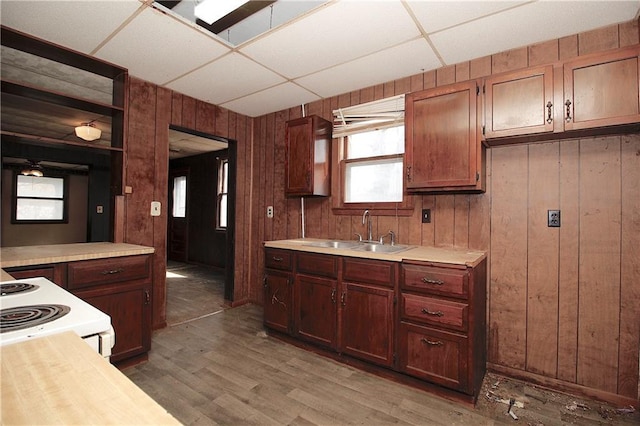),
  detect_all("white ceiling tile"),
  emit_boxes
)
[406,1,527,33]
[239,0,420,78]
[296,38,442,98]
[166,53,286,105]
[0,0,142,54]
[221,83,320,117]
[94,6,231,85]
[431,1,640,65]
